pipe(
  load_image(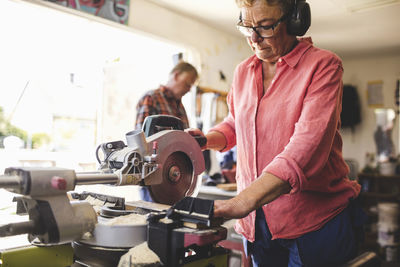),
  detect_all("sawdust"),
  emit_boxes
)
[85,195,105,206]
[103,213,148,226]
[85,195,105,214]
[118,242,161,267]
[85,195,117,214]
